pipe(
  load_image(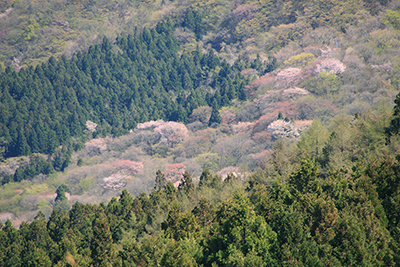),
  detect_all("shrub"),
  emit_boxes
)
[284,52,316,66]
[382,9,400,30]
[301,72,340,96]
